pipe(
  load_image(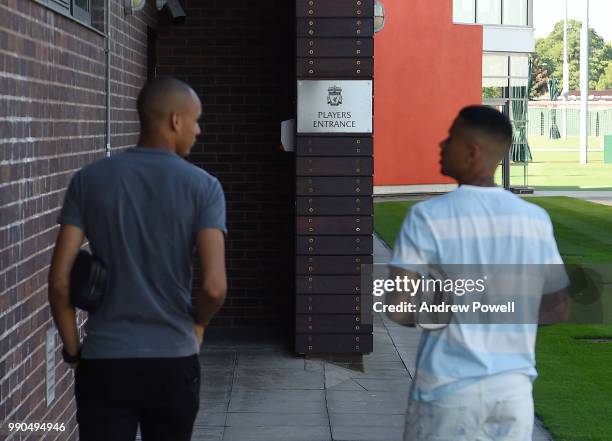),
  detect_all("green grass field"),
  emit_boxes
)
[528,136,603,149]
[496,150,612,190]
[497,136,612,190]
[374,197,612,441]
